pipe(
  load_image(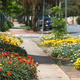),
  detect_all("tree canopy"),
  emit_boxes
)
[61,0,80,17]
